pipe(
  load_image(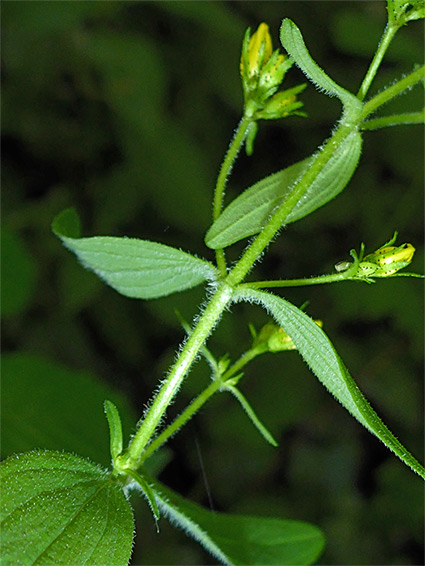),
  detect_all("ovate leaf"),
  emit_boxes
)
[0,450,134,566]
[235,288,425,479]
[53,208,217,299]
[280,19,362,119]
[205,131,362,249]
[151,478,325,565]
